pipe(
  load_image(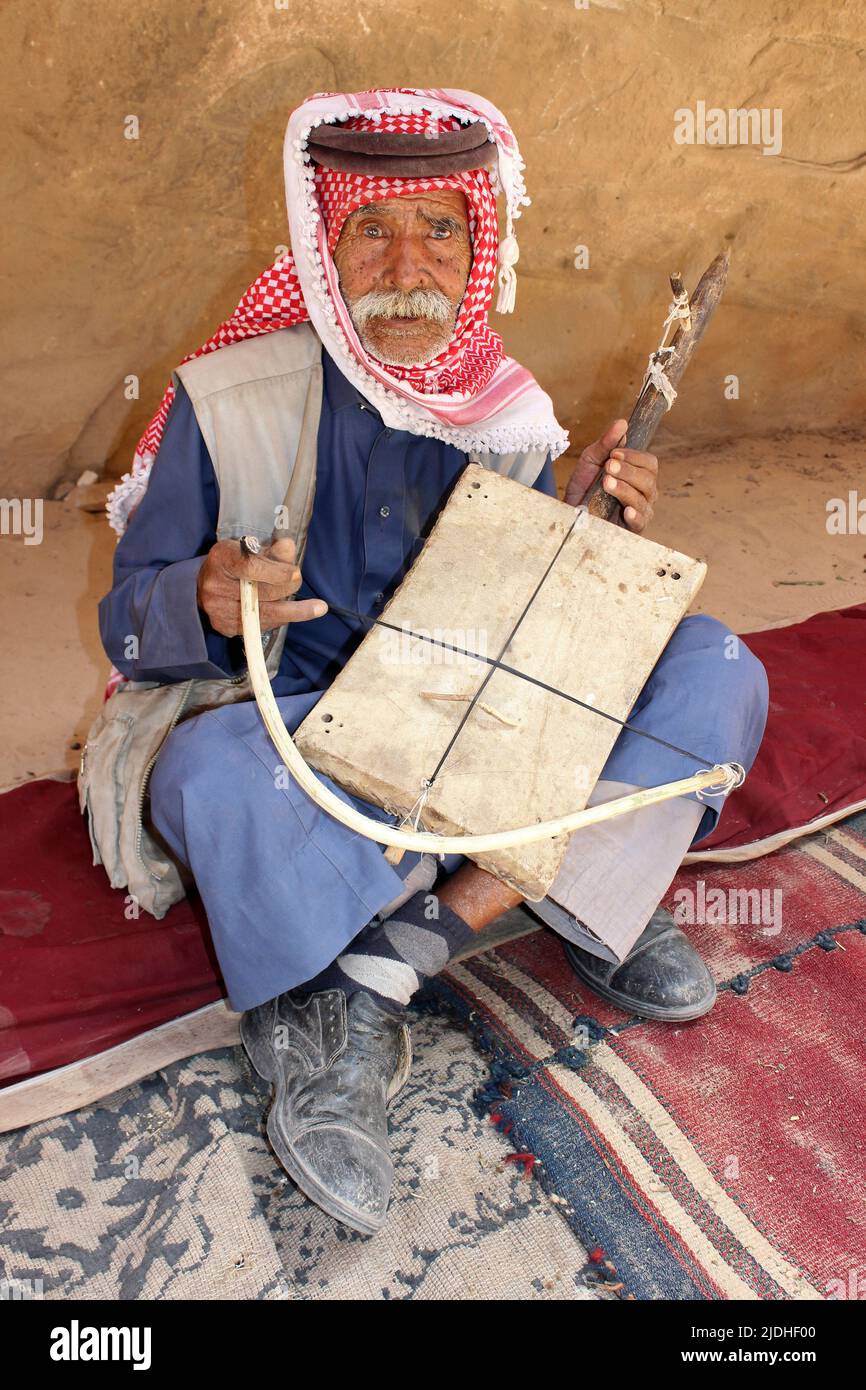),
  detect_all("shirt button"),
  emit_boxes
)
[374,591,384,604]
[379,505,391,519]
